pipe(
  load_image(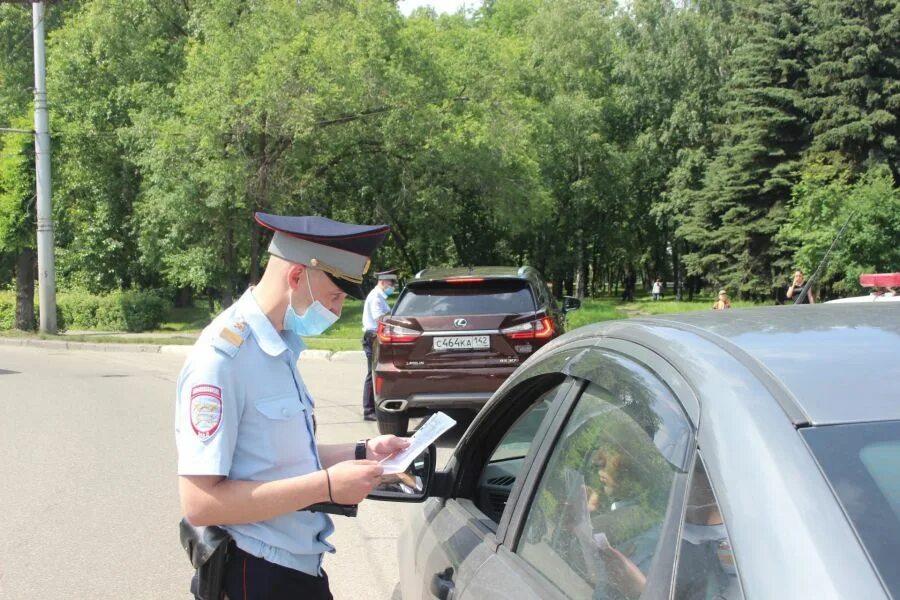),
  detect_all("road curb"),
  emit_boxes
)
[330,350,366,362]
[0,337,365,363]
[160,345,193,356]
[300,349,334,361]
[0,337,163,353]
